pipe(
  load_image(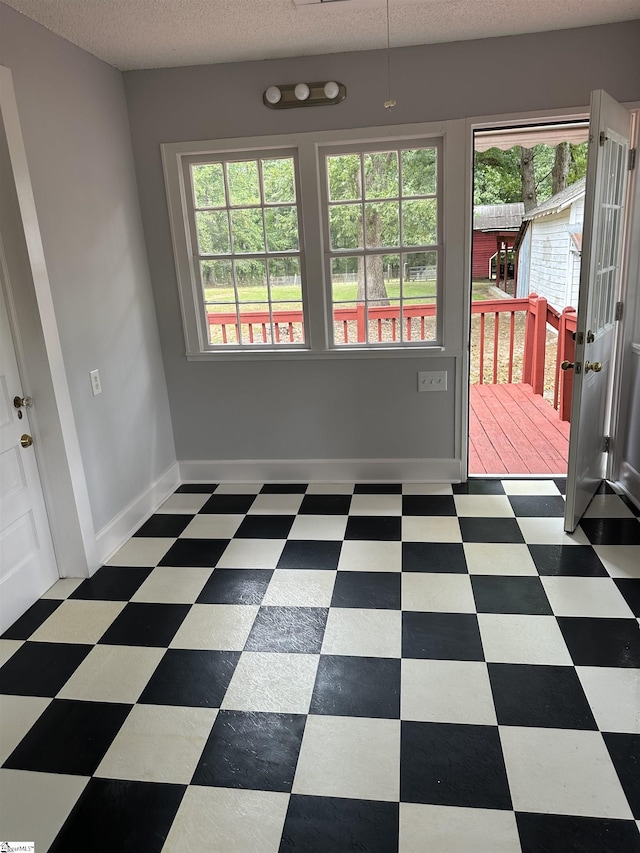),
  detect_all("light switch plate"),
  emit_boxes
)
[90,369,102,396]
[418,370,447,392]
